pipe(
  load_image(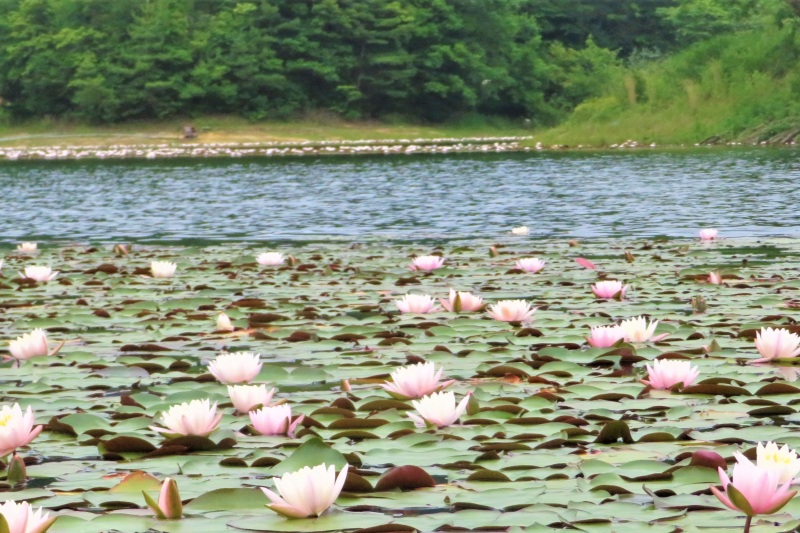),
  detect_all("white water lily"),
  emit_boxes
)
[382,362,455,400]
[20,266,58,282]
[408,391,471,428]
[486,300,535,323]
[150,399,222,437]
[216,312,234,332]
[752,327,800,363]
[511,226,529,235]
[515,257,545,273]
[208,351,262,384]
[257,252,285,266]
[8,329,49,361]
[619,316,662,342]
[150,261,177,278]
[228,384,275,413]
[395,293,437,314]
[16,242,37,253]
[756,441,800,484]
[261,463,349,518]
